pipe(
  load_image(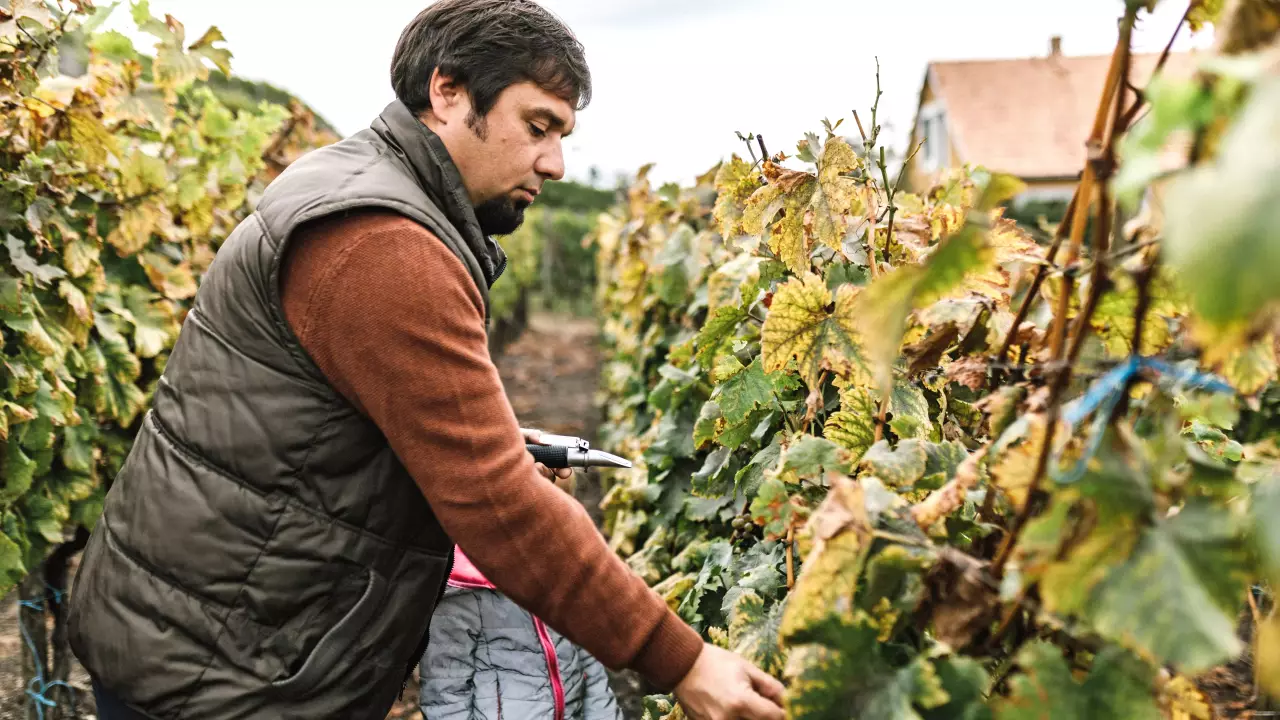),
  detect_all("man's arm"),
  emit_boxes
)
[279,210,702,690]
